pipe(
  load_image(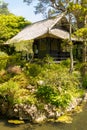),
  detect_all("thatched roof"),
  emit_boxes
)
[49,29,76,40]
[6,12,76,44]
